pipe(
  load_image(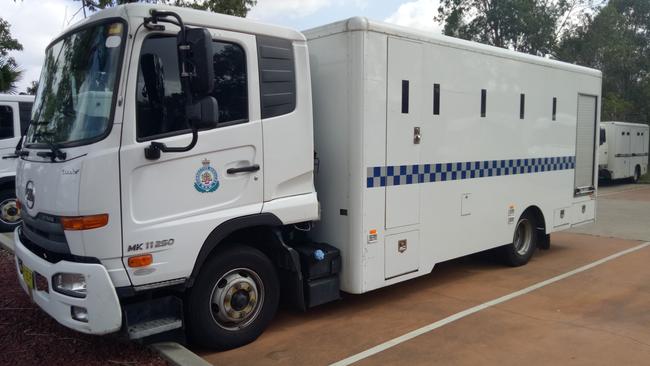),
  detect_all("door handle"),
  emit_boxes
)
[2,154,18,159]
[227,164,260,174]
[413,127,421,144]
